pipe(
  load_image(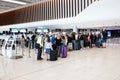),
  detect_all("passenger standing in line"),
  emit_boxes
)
[21,35,25,56]
[102,30,107,48]
[86,33,91,48]
[44,36,53,61]
[43,35,49,54]
[36,34,43,60]
[67,34,72,45]
[75,33,79,50]
[64,34,68,46]
[90,32,94,48]
[31,33,36,49]
[61,34,68,58]
[50,34,56,44]
[72,32,76,50]
[61,35,67,46]
[97,33,102,48]
[83,32,87,48]
[45,35,49,42]
[93,33,97,47]
[55,33,62,57]
[25,35,30,48]
[67,34,73,50]
[79,33,84,50]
